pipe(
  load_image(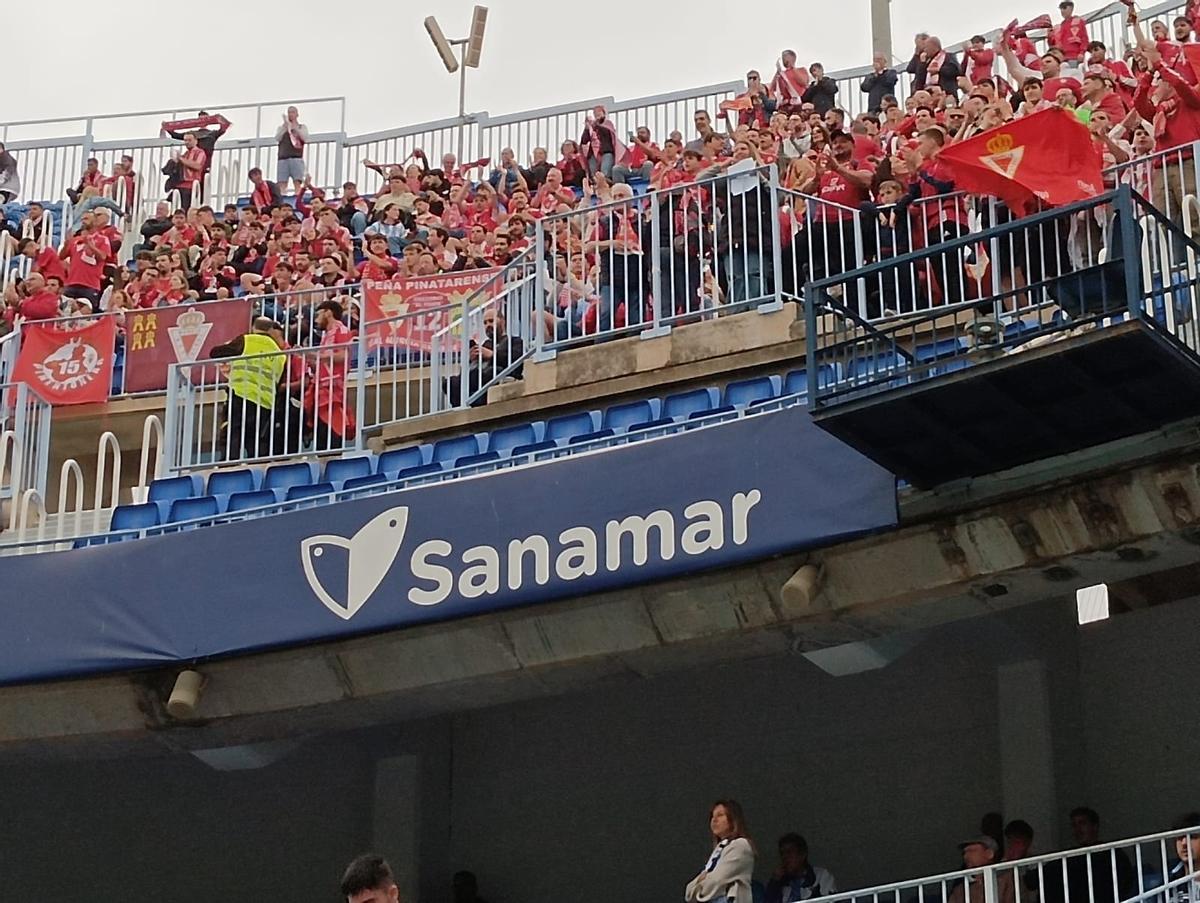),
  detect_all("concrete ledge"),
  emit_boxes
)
[2,449,1198,755]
